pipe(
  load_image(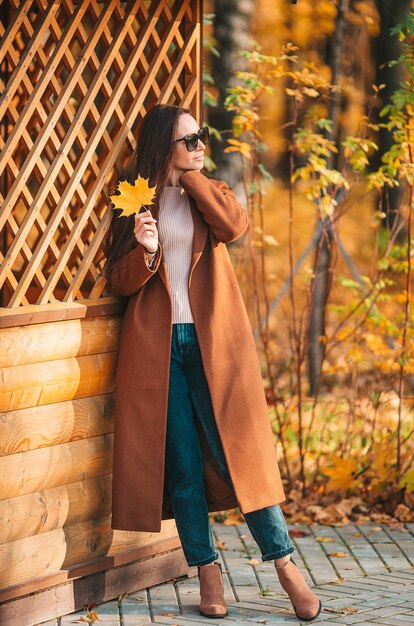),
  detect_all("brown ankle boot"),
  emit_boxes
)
[275,557,322,621]
[198,562,228,618]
